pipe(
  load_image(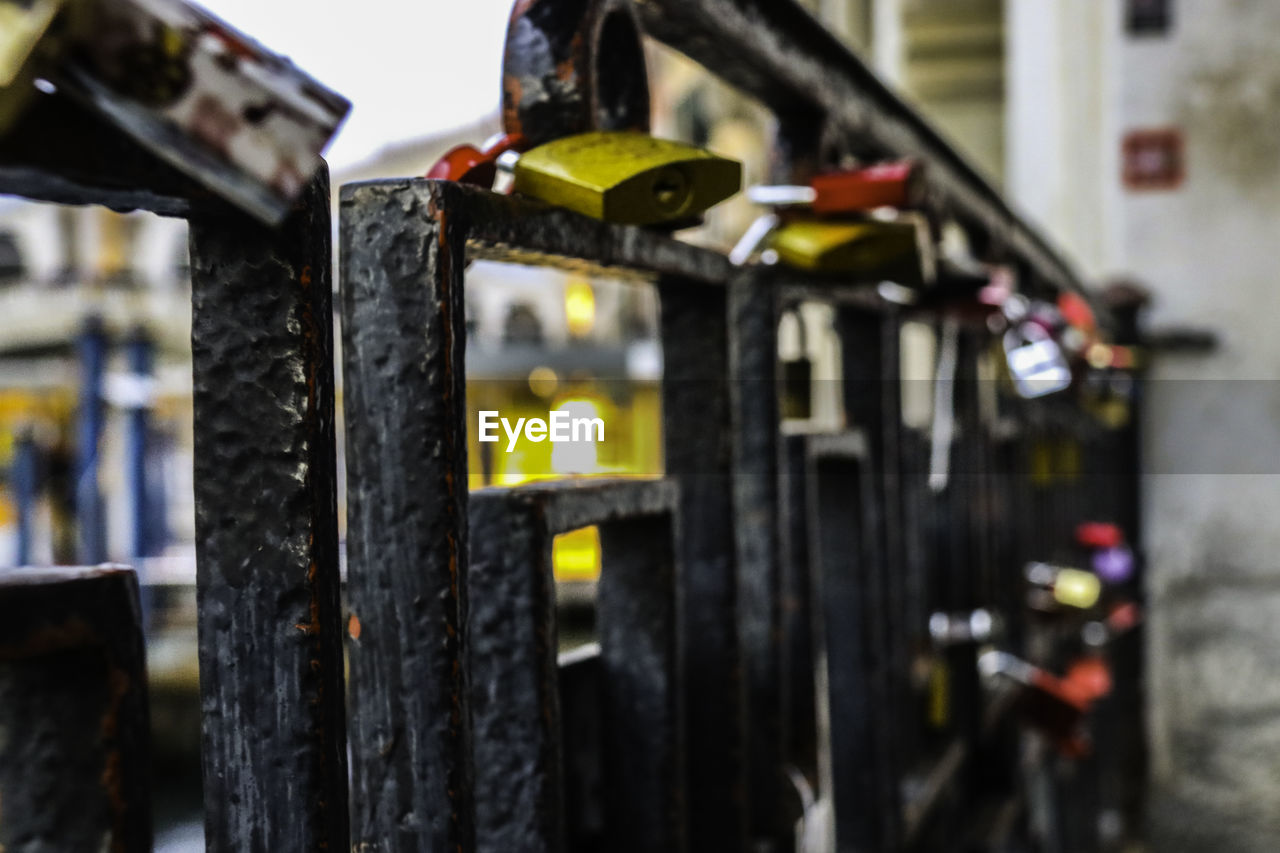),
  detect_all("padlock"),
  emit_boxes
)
[979,650,1094,757]
[25,0,351,225]
[1026,562,1101,611]
[1082,600,1143,647]
[1002,320,1072,398]
[0,0,86,134]
[0,0,63,87]
[928,607,1001,646]
[779,305,812,420]
[746,160,923,215]
[1076,521,1124,549]
[426,132,525,187]
[767,217,930,282]
[503,131,742,226]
